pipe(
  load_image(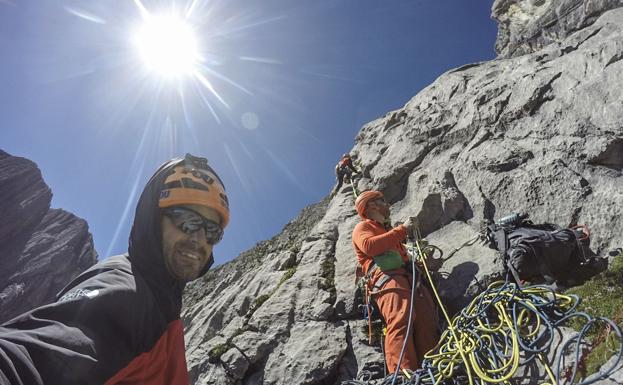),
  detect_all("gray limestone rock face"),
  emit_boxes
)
[336,320,385,383]
[0,151,98,324]
[183,198,337,385]
[221,348,250,380]
[183,6,623,385]
[333,213,361,319]
[231,331,274,365]
[492,0,623,58]
[261,322,347,385]
[424,221,502,315]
